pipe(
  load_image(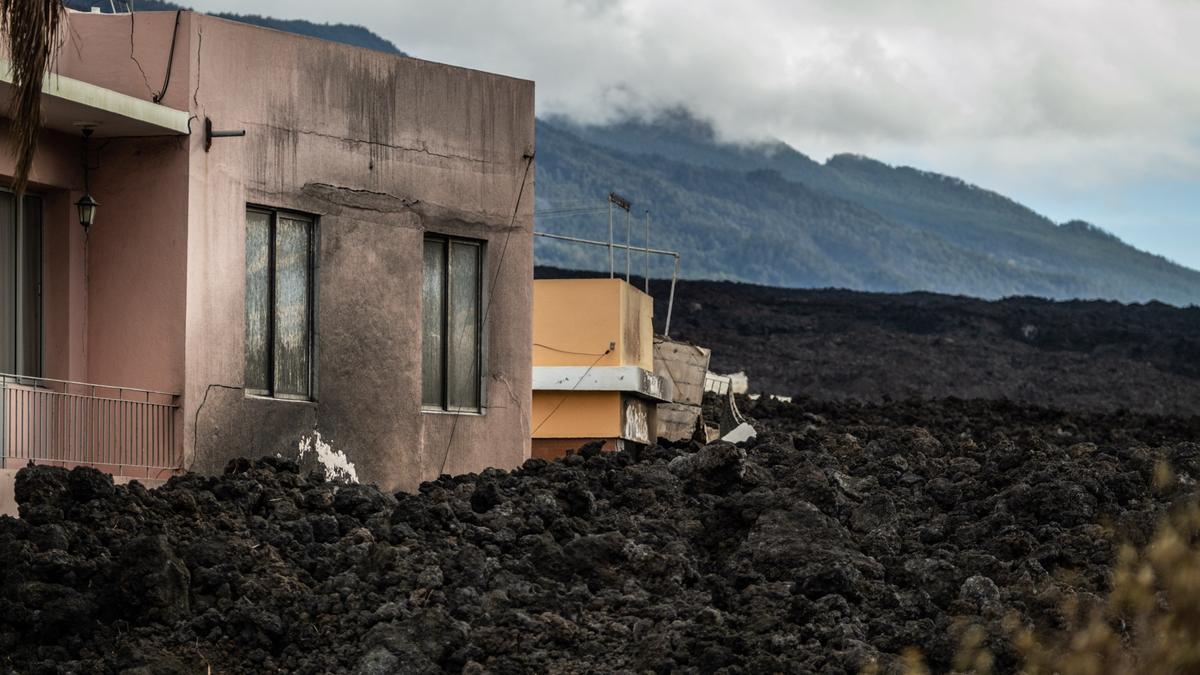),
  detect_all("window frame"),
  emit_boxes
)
[244,205,319,402]
[421,233,486,414]
[1,188,42,378]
